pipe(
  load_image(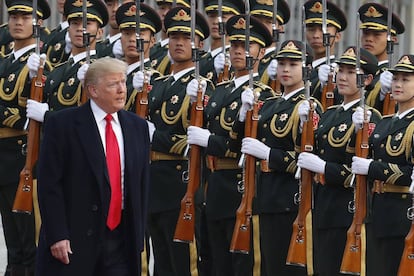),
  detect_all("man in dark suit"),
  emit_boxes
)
[36,57,150,276]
